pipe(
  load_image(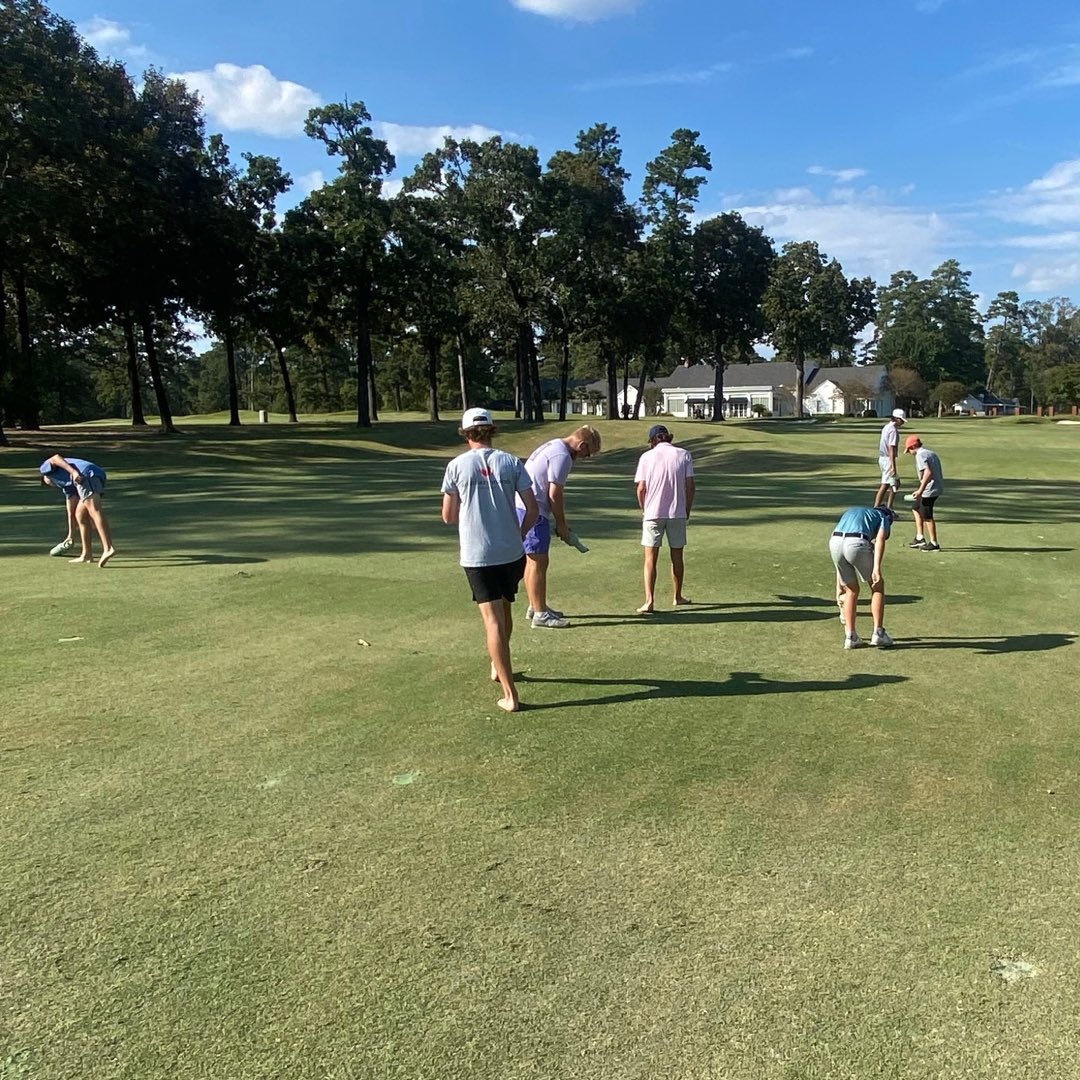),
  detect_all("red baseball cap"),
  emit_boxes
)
[904,435,922,452]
